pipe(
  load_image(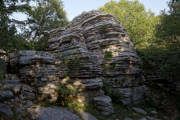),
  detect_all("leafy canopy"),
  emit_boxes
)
[100,0,159,49]
[0,0,31,51]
